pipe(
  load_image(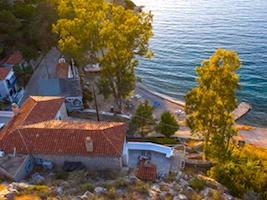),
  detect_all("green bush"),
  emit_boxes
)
[157,111,179,137]
[189,177,206,191]
[208,160,267,198]
[81,182,94,192]
[55,171,68,180]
